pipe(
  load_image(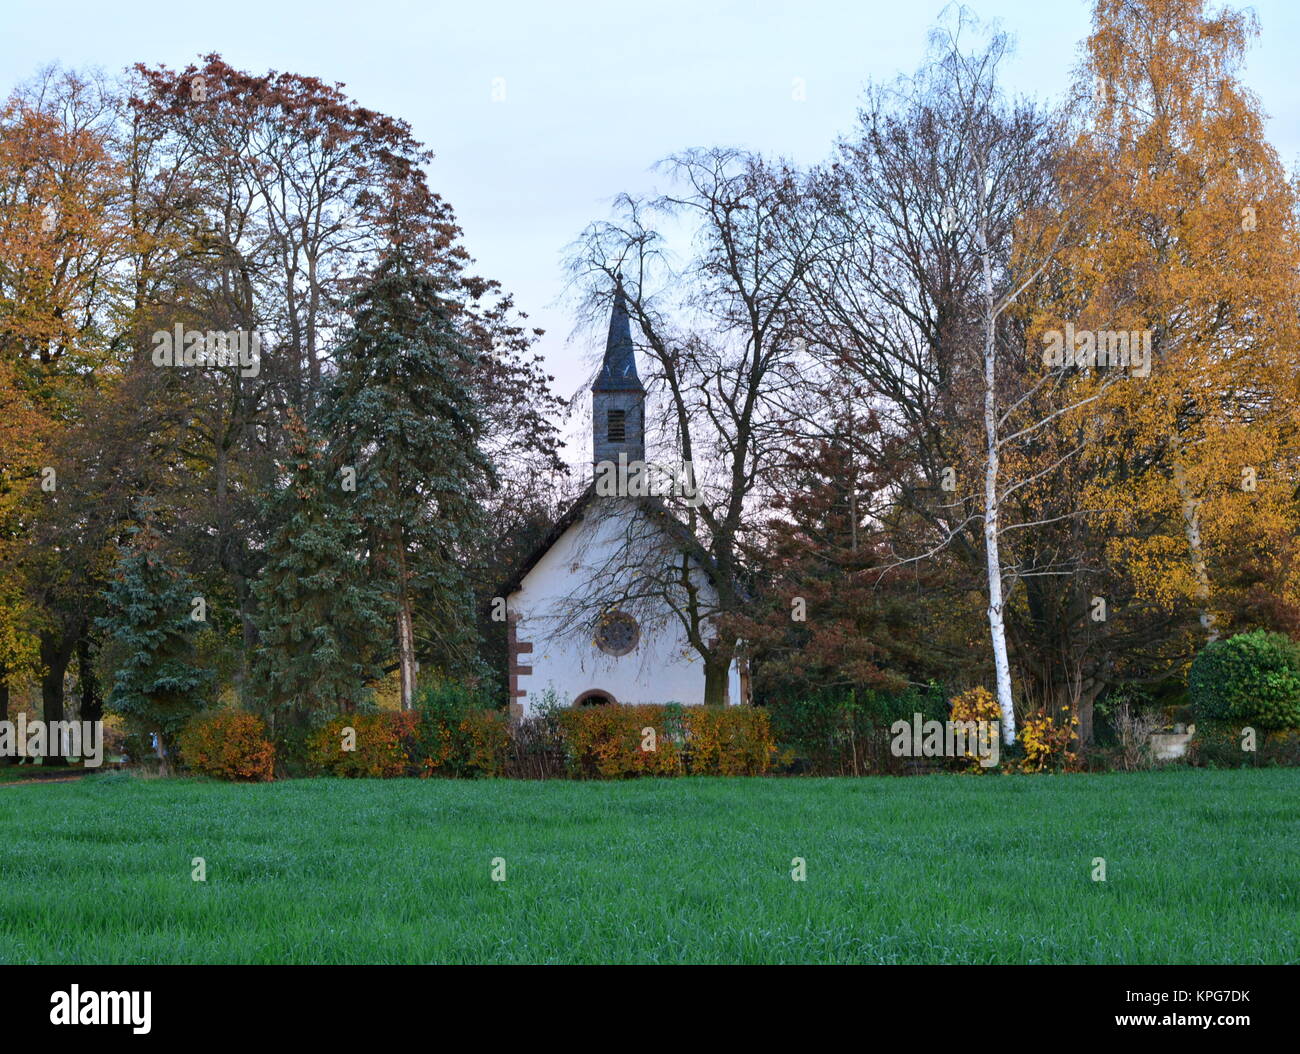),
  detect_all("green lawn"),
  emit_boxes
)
[0,768,1295,964]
